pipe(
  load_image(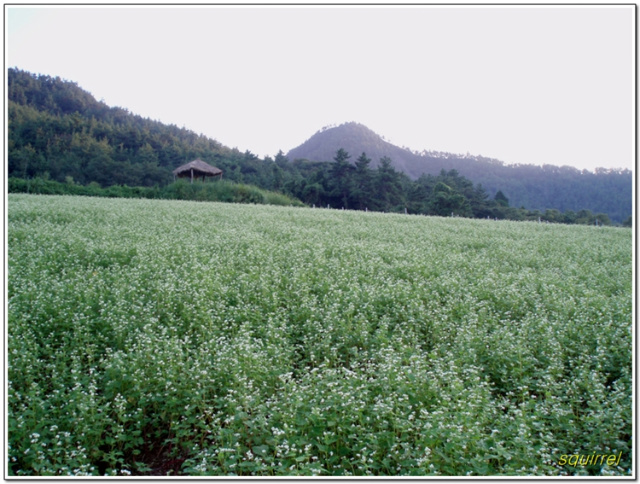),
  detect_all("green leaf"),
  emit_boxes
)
[252,445,269,456]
